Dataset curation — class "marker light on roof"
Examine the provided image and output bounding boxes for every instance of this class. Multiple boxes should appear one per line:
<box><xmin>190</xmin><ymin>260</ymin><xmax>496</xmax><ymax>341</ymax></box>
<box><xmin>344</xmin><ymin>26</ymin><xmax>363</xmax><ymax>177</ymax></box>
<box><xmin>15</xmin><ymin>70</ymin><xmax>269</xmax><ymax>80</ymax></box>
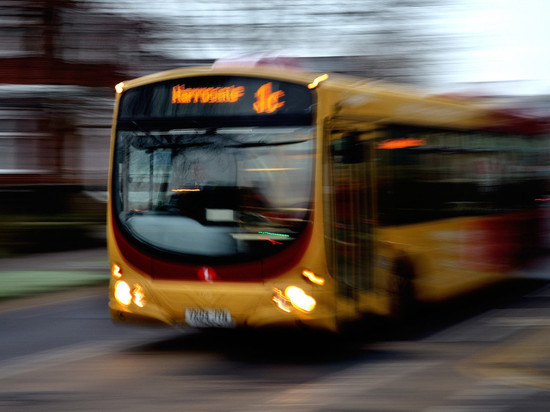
<box><xmin>308</xmin><ymin>74</ymin><xmax>329</xmax><ymax>89</ymax></box>
<box><xmin>115</xmin><ymin>82</ymin><xmax>125</xmax><ymax>94</ymax></box>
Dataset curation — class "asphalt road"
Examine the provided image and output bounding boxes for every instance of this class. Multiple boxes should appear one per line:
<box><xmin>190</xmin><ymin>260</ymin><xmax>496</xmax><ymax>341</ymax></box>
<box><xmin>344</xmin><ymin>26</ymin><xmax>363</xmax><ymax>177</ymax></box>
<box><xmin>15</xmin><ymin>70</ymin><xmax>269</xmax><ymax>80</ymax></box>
<box><xmin>2</xmin><ymin>277</ymin><xmax>550</xmax><ymax>411</ymax></box>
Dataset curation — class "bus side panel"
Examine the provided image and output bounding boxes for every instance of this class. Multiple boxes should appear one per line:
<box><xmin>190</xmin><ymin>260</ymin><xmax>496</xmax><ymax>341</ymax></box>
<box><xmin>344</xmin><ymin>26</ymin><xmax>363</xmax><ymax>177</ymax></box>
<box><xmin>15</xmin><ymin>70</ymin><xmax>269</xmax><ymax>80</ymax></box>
<box><xmin>377</xmin><ymin>210</ymin><xmax>542</xmax><ymax>302</ymax></box>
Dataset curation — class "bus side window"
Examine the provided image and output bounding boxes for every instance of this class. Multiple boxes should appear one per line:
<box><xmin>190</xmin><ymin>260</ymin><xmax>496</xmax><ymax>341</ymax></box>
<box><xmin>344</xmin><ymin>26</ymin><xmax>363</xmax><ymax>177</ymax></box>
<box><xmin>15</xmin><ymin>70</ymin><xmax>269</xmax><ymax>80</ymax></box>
<box><xmin>332</xmin><ymin>132</ymin><xmax>364</xmax><ymax>164</ymax></box>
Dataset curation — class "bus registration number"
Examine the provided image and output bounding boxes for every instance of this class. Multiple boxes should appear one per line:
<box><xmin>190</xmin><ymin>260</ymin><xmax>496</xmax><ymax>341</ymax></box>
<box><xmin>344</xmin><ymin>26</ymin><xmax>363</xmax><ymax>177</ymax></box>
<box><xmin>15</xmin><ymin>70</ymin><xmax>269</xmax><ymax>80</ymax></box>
<box><xmin>185</xmin><ymin>308</ymin><xmax>234</xmax><ymax>328</ymax></box>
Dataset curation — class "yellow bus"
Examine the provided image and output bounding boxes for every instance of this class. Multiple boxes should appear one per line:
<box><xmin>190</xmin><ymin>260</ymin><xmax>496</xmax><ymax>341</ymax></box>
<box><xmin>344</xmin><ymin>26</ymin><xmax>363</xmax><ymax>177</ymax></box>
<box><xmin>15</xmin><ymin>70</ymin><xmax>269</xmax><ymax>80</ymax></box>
<box><xmin>108</xmin><ymin>63</ymin><xmax>549</xmax><ymax>332</ymax></box>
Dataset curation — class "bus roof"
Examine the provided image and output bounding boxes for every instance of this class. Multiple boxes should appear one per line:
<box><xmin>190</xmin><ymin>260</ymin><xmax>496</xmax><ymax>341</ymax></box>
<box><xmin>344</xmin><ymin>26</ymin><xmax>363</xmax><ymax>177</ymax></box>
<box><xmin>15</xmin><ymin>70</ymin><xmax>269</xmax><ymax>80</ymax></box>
<box><xmin>115</xmin><ymin>65</ymin><xmax>548</xmax><ymax>134</ymax></box>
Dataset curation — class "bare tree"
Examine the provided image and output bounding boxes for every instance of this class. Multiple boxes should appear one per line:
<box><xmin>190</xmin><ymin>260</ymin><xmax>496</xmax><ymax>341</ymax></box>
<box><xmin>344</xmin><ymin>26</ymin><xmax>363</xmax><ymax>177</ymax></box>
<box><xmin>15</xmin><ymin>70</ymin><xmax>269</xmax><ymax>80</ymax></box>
<box><xmin>88</xmin><ymin>0</ymin><xmax>456</xmax><ymax>84</ymax></box>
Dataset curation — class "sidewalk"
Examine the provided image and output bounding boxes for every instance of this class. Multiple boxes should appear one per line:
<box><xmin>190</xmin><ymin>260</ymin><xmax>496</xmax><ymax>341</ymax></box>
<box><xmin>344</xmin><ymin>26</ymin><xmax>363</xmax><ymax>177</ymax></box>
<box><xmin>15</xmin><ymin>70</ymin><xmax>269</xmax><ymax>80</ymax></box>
<box><xmin>0</xmin><ymin>248</ymin><xmax>110</xmax><ymax>300</ymax></box>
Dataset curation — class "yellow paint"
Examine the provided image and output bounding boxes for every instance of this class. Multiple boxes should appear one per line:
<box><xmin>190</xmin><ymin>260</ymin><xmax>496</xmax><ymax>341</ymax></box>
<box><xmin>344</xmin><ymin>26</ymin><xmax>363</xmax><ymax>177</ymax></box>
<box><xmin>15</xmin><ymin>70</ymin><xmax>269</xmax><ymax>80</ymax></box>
<box><xmin>108</xmin><ymin>64</ymin><xmax>540</xmax><ymax>332</ymax></box>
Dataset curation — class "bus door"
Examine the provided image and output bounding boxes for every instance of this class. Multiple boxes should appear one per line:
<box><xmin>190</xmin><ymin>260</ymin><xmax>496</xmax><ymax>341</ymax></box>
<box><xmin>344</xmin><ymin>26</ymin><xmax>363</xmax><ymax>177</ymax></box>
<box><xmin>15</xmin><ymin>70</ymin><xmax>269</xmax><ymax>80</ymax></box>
<box><xmin>325</xmin><ymin>120</ymin><xmax>377</xmax><ymax>308</ymax></box>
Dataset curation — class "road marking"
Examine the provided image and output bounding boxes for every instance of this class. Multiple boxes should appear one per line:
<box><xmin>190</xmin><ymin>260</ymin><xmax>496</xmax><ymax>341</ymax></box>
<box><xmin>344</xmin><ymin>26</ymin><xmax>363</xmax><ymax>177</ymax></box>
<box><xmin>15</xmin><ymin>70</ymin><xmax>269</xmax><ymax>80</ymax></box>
<box><xmin>0</xmin><ymin>286</ymin><xmax>106</xmax><ymax>315</ymax></box>
<box><xmin>457</xmin><ymin>326</ymin><xmax>550</xmax><ymax>390</ymax></box>
<box><xmin>490</xmin><ymin>316</ymin><xmax>550</xmax><ymax>327</ymax></box>
<box><xmin>243</xmin><ymin>359</ymin><xmax>440</xmax><ymax>411</ymax></box>
<box><xmin>449</xmin><ymin>381</ymin><xmax>539</xmax><ymax>401</ymax></box>
<box><xmin>425</xmin><ymin>378</ymin><xmax>541</xmax><ymax>411</ymax></box>
<box><xmin>0</xmin><ymin>340</ymin><xmax>130</xmax><ymax>380</ymax></box>
<box><xmin>423</xmin><ymin>305</ymin><xmax>550</xmax><ymax>343</ymax></box>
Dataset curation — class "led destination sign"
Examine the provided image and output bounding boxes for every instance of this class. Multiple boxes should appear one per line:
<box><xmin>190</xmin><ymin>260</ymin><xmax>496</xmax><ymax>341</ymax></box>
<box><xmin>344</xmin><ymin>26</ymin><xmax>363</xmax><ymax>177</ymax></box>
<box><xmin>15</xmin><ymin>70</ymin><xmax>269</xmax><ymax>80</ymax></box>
<box><xmin>252</xmin><ymin>82</ymin><xmax>285</xmax><ymax>114</ymax></box>
<box><xmin>118</xmin><ymin>76</ymin><xmax>312</xmax><ymax>125</ymax></box>
<box><xmin>171</xmin><ymin>84</ymin><xmax>245</xmax><ymax>104</ymax></box>
<box><xmin>171</xmin><ymin>82</ymin><xmax>286</xmax><ymax>114</ymax></box>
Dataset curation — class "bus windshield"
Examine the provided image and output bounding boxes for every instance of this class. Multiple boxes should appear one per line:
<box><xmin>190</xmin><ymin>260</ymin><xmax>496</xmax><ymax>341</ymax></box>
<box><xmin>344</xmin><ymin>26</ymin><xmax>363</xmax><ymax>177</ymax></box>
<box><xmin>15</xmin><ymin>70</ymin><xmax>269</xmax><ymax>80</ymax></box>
<box><xmin>113</xmin><ymin>126</ymin><xmax>315</xmax><ymax>260</ymax></box>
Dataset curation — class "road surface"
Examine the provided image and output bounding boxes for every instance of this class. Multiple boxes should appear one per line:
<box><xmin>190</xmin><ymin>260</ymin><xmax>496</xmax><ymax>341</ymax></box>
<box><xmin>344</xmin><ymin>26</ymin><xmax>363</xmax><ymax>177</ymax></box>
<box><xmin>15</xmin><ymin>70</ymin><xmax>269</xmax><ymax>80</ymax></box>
<box><xmin>2</xmin><ymin>278</ymin><xmax>550</xmax><ymax>411</ymax></box>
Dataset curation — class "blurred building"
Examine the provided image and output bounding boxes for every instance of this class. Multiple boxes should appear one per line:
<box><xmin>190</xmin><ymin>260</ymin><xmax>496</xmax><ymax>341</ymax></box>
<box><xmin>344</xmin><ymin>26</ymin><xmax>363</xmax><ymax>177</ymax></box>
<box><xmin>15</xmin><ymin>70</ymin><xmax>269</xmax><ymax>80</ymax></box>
<box><xmin>440</xmin><ymin>81</ymin><xmax>550</xmax><ymax>117</ymax></box>
<box><xmin>1</xmin><ymin>1</ymin><xmax>548</xmax><ymax>254</ymax></box>
<box><xmin>0</xmin><ymin>0</ymin><xmax>152</xmax><ymax>187</ymax></box>
<box><xmin>0</xmin><ymin>1</ymin><xmax>158</xmax><ymax>254</ymax></box>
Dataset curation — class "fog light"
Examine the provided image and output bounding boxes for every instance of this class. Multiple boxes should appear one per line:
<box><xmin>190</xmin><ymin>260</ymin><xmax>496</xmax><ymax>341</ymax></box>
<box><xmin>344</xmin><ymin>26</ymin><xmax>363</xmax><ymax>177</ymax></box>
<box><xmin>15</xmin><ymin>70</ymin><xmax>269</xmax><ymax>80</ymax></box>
<box><xmin>285</xmin><ymin>286</ymin><xmax>316</xmax><ymax>313</ymax></box>
<box><xmin>114</xmin><ymin>280</ymin><xmax>132</xmax><ymax>306</ymax></box>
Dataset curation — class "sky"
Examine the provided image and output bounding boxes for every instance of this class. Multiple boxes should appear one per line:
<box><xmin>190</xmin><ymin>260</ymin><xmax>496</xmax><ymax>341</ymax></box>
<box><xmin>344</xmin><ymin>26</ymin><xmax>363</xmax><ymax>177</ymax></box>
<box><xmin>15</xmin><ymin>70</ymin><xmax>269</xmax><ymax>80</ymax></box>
<box><xmin>435</xmin><ymin>0</ymin><xmax>550</xmax><ymax>94</ymax></box>
<box><xmin>95</xmin><ymin>0</ymin><xmax>550</xmax><ymax>95</ymax></box>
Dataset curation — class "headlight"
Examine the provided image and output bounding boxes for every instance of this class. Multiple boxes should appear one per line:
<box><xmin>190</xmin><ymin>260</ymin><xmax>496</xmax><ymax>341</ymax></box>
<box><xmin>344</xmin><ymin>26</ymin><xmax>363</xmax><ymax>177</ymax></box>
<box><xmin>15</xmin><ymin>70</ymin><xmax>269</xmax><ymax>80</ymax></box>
<box><xmin>114</xmin><ymin>280</ymin><xmax>132</xmax><ymax>306</ymax></box>
<box><xmin>285</xmin><ymin>286</ymin><xmax>316</xmax><ymax>313</ymax></box>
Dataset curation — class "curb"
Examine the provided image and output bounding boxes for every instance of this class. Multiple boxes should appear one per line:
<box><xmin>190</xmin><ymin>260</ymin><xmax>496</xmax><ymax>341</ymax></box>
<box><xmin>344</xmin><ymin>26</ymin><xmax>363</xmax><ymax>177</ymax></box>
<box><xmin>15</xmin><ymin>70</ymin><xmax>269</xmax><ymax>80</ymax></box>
<box><xmin>0</xmin><ymin>270</ymin><xmax>109</xmax><ymax>301</ymax></box>
<box><xmin>0</xmin><ymin>248</ymin><xmax>110</xmax><ymax>301</ymax></box>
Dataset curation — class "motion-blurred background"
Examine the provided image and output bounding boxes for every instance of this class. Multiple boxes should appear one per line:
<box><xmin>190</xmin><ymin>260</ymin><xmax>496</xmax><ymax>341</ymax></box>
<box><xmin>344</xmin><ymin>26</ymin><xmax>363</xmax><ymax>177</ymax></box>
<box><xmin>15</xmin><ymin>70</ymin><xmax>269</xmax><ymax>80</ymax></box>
<box><xmin>1</xmin><ymin>0</ymin><xmax>549</xmax><ymax>256</ymax></box>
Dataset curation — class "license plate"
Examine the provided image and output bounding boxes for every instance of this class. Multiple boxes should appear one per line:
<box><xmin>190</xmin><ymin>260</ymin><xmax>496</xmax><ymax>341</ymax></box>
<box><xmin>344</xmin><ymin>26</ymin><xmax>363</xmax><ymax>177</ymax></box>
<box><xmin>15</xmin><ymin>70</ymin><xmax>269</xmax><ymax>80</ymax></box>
<box><xmin>185</xmin><ymin>308</ymin><xmax>234</xmax><ymax>328</ymax></box>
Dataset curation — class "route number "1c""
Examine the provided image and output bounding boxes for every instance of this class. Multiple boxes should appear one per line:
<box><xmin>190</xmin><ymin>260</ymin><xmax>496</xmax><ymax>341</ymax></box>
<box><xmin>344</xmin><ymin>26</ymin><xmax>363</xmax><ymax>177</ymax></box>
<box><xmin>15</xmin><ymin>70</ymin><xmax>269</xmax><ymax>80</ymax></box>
<box><xmin>253</xmin><ymin>82</ymin><xmax>285</xmax><ymax>114</ymax></box>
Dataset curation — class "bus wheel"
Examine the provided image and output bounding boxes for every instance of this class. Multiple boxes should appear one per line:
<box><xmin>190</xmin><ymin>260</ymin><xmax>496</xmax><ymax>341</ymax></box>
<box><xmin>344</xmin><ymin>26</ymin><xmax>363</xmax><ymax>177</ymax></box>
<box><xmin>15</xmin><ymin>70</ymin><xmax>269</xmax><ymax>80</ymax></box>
<box><xmin>389</xmin><ymin>256</ymin><xmax>415</xmax><ymax>321</ymax></box>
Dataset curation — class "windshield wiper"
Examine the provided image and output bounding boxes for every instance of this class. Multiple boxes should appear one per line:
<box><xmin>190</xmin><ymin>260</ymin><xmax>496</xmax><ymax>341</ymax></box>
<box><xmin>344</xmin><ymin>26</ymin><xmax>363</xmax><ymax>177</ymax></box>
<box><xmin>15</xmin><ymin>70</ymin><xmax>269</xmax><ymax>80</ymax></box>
<box><xmin>129</xmin><ymin>130</ymin><xmax>221</xmax><ymax>150</ymax></box>
<box><xmin>224</xmin><ymin>139</ymin><xmax>311</xmax><ymax>148</ymax></box>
